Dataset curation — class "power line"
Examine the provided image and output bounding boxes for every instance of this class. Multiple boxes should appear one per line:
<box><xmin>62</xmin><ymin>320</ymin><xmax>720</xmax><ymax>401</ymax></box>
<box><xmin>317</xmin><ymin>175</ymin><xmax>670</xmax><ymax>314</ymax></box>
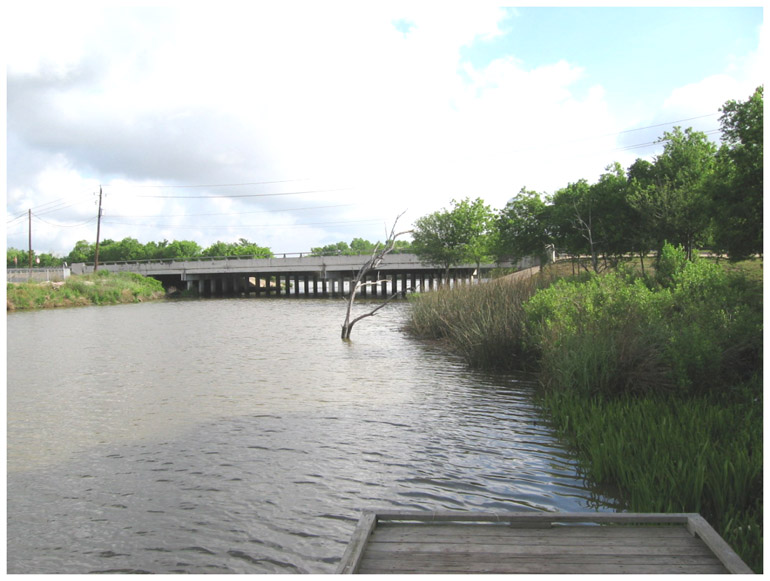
<box><xmin>102</xmin><ymin>177</ymin><xmax>313</xmax><ymax>190</ymax></box>
<box><xmin>129</xmin><ymin>186</ymin><xmax>353</xmax><ymax>200</ymax></box>
<box><xmin>106</xmin><ymin>203</ymin><xmax>355</xmax><ymax>219</ymax></box>
<box><xmin>31</xmin><ymin>213</ymin><xmax>97</xmax><ymax>228</ymax></box>
<box><xmin>102</xmin><ymin>218</ymin><xmax>383</xmax><ymax>230</ymax></box>
<box><xmin>612</xmin><ymin>113</ymin><xmax>718</xmax><ymax>136</ymax></box>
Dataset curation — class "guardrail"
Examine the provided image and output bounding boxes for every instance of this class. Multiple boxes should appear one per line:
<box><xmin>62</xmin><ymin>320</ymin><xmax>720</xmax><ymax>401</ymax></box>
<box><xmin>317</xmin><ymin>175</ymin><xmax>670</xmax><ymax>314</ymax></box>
<box><xmin>7</xmin><ymin>267</ymin><xmax>71</xmax><ymax>283</ymax></box>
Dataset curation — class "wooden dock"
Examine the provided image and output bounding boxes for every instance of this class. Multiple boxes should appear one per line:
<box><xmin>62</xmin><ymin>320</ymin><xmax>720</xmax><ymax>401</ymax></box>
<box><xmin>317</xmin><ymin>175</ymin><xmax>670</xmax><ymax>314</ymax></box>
<box><xmin>336</xmin><ymin>511</ymin><xmax>753</xmax><ymax>574</ymax></box>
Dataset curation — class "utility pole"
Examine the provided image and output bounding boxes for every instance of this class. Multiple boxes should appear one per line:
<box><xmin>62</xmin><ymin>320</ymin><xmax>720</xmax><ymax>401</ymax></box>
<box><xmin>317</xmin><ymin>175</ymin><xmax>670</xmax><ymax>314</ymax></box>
<box><xmin>28</xmin><ymin>209</ymin><xmax>33</xmax><ymax>269</ymax></box>
<box><xmin>94</xmin><ymin>186</ymin><xmax>103</xmax><ymax>272</ymax></box>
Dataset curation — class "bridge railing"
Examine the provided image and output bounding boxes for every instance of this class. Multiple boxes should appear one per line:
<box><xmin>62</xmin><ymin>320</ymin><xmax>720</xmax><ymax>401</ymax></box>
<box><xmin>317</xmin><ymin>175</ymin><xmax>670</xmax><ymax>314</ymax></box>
<box><xmin>7</xmin><ymin>267</ymin><xmax>71</xmax><ymax>283</ymax></box>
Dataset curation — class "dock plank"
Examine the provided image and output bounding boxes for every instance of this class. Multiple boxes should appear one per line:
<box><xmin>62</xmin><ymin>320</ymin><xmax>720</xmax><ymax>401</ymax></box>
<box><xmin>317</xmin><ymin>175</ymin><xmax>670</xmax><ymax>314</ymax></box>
<box><xmin>336</xmin><ymin>511</ymin><xmax>751</xmax><ymax>574</ymax></box>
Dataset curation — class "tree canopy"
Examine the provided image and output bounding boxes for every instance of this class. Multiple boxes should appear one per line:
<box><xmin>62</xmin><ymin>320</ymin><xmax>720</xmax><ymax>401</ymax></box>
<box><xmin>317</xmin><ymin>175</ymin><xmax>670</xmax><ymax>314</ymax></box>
<box><xmin>411</xmin><ymin>197</ymin><xmax>493</xmax><ymax>279</ymax></box>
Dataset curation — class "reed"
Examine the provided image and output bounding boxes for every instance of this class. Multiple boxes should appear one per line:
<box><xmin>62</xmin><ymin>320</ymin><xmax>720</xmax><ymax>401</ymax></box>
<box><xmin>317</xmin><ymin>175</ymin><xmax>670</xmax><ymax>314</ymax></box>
<box><xmin>406</xmin><ymin>274</ymin><xmax>544</xmax><ymax>368</ymax></box>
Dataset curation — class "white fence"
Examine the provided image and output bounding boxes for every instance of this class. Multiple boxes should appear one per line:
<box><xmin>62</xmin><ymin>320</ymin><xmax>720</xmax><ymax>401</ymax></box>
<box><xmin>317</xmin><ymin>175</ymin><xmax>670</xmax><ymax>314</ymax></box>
<box><xmin>6</xmin><ymin>267</ymin><xmax>71</xmax><ymax>283</ymax></box>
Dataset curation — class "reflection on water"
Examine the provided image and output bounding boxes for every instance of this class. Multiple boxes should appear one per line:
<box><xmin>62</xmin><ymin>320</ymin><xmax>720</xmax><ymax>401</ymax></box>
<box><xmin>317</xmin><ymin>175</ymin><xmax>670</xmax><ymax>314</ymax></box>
<box><xmin>7</xmin><ymin>299</ymin><xmax>619</xmax><ymax>573</ymax></box>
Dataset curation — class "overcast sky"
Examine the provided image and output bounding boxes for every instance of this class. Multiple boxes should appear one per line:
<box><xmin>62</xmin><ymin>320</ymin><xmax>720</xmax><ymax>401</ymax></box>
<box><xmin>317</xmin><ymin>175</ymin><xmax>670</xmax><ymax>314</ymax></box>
<box><xmin>4</xmin><ymin>2</ymin><xmax>765</xmax><ymax>257</ymax></box>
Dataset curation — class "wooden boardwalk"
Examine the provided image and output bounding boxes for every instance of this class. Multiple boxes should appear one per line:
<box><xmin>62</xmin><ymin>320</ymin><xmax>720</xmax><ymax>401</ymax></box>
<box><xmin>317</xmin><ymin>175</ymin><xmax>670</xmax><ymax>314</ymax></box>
<box><xmin>337</xmin><ymin>511</ymin><xmax>753</xmax><ymax>574</ymax></box>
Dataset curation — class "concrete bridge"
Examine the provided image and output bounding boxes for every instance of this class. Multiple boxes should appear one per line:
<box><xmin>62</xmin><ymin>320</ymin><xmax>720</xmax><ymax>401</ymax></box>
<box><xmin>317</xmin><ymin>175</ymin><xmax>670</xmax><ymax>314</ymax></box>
<box><xmin>71</xmin><ymin>253</ymin><xmax>537</xmax><ymax>298</ymax></box>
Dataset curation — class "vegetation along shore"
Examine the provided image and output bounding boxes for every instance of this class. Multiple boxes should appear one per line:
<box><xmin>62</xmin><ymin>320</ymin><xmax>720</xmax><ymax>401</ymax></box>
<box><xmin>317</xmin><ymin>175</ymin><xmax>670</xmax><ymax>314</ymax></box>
<box><xmin>407</xmin><ymin>249</ymin><xmax>762</xmax><ymax>572</ymax></box>
<box><xmin>6</xmin><ymin>270</ymin><xmax>166</xmax><ymax>311</ymax></box>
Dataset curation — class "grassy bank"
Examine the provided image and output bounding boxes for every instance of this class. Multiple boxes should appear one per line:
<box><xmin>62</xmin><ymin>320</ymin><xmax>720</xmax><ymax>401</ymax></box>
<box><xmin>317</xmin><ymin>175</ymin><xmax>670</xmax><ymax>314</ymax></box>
<box><xmin>7</xmin><ymin>270</ymin><xmax>166</xmax><ymax>311</ymax></box>
<box><xmin>406</xmin><ymin>248</ymin><xmax>763</xmax><ymax>572</ymax></box>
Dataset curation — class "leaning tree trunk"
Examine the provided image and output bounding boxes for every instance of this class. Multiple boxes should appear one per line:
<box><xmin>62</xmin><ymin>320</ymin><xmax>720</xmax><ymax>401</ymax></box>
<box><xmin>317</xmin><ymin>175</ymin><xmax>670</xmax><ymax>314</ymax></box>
<box><xmin>341</xmin><ymin>213</ymin><xmax>411</xmax><ymax>340</ymax></box>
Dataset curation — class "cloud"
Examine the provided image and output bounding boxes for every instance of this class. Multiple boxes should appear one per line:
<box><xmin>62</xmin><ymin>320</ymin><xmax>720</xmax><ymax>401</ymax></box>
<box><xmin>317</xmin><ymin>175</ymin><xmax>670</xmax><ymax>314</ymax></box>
<box><xmin>5</xmin><ymin>5</ymin><xmax>763</xmax><ymax>257</ymax></box>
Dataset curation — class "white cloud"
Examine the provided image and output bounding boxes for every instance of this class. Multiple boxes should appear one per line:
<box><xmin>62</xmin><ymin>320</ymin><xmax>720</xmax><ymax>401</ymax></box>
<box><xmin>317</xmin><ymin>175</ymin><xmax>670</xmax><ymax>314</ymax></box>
<box><xmin>5</xmin><ymin>4</ymin><xmax>764</xmax><ymax>256</ymax></box>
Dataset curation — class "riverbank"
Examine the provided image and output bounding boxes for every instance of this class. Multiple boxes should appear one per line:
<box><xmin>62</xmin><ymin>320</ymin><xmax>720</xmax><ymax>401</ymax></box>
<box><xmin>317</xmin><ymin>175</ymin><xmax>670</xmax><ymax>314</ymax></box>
<box><xmin>6</xmin><ymin>270</ymin><xmax>166</xmax><ymax>311</ymax></box>
<box><xmin>406</xmin><ymin>248</ymin><xmax>763</xmax><ymax>572</ymax></box>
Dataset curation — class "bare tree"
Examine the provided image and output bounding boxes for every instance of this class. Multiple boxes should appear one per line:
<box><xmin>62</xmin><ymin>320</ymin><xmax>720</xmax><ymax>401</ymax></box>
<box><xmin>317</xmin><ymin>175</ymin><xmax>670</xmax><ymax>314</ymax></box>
<box><xmin>341</xmin><ymin>213</ymin><xmax>412</xmax><ymax>340</ymax></box>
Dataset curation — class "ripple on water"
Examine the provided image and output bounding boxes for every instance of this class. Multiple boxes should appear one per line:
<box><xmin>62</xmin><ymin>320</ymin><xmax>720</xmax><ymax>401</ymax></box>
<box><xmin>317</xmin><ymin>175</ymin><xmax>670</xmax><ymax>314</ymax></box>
<box><xmin>7</xmin><ymin>300</ymin><xmax>620</xmax><ymax>573</ymax></box>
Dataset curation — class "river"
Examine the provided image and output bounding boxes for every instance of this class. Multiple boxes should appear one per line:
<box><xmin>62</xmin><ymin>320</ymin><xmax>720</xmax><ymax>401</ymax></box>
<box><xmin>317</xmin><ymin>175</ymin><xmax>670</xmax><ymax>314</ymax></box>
<box><xmin>7</xmin><ymin>298</ymin><xmax>620</xmax><ymax>573</ymax></box>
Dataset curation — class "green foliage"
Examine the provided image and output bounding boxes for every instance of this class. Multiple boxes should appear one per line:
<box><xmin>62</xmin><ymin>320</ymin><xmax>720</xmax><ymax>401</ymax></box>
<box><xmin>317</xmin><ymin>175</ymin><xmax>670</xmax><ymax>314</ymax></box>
<box><xmin>310</xmin><ymin>238</ymin><xmax>411</xmax><ymax>256</ymax></box>
<box><xmin>654</xmin><ymin>242</ymin><xmax>690</xmax><ymax>288</ymax></box>
<box><xmin>627</xmin><ymin>127</ymin><xmax>717</xmax><ymax>259</ymax></box>
<box><xmin>524</xmin><ymin>248</ymin><xmax>762</xmax><ymax>398</ymax></box>
<box><xmin>407</xmin><ymin>274</ymin><xmax>549</xmax><ymax>368</ymax></box>
<box><xmin>542</xmin><ymin>382</ymin><xmax>762</xmax><ymax>572</ymax></box>
<box><xmin>412</xmin><ymin>197</ymin><xmax>493</xmax><ymax>275</ymax></box>
<box><xmin>201</xmin><ymin>238</ymin><xmax>273</xmax><ymax>258</ymax></box>
<box><xmin>494</xmin><ymin>188</ymin><xmax>551</xmax><ymax>265</ymax></box>
<box><xmin>7</xmin><ymin>271</ymin><xmax>165</xmax><ymax>311</ymax></box>
<box><xmin>310</xmin><ymin>241</ymin><xmax>352</xmax><ymax>256</ymax></box>
<box><xmin>708</xmin><ymin>86</ymin><xmax>763</xmax><ymax>260</ymax></box>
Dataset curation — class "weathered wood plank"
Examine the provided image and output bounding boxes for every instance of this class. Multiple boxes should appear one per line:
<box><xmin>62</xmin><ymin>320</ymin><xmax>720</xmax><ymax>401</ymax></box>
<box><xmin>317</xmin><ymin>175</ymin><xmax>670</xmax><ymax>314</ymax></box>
<box><xmin>373</xmin><ymin>510</ymin><xmax>693</xmax><ymax>525</ymax></box>
<box><xmin>362</xmin><ymin>553</ymin><xmax>724</xmax><ymax>566</ymax></box>
<box><xmin>358</xmin><ymin>558</ymin><xmax>728</xmax><ymax>575</ymax></box>
<box><xmin>339</xmin><ymin>511</ymin><xmax>751</xmax><ymax>574</ymax></box>
<box><xmin>362</xmin><ymin>542</ymin><xmax>714</xmax><ymax>557</ymax></box>
<box><xmin>686</xmin><ymin>514</ymin><xmax>754</xmax><ymax>574</ymax></box>
<box><xmin>335</xmin><ymin>511</ymin><xmax>377</xmax><ymax>574</ymax></box>
<box><xmin>370</xmin><ymin>525</ymin><xmax>696</xmax><ymax>544</ymax></box>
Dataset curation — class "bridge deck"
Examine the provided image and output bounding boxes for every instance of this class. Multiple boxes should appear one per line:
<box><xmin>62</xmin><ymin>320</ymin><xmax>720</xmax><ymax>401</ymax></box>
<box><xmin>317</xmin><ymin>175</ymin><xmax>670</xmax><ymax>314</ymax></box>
<box><xmin>336</xmin><ymin>511</ymin><xmax>752</xmax><ymax>574</ymax></box>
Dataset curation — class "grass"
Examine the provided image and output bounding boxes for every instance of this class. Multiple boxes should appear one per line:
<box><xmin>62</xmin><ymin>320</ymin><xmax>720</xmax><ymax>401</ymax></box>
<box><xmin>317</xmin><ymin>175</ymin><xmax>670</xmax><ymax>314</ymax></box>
<box><xmin>541</xmin><ymin>380</ymin><xmax>762</xmax><ymax>571</ymax></box>
<box><xmin>7</xmin><ymin>270</ymin><xmax>166</xmax><ymax>311</ymax></box>
<box><xmin>405</xmin><ymin>254</ymin><xmax>763</xmax><ymax>572</ymax></box>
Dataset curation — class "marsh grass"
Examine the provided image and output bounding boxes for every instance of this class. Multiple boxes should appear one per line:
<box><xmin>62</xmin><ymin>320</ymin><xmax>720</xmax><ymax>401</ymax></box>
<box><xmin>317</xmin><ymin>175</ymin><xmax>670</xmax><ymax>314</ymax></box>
<box><xmin>541</xmin><ymin>380</ymin><xmax>762</xmax><ymax>571</ymax></box>
<box><xmin>407</xmin><ymin>274</ymin><xmax>547</xmax><ymax>368</ymax></box>
<box><xmin>7</xmin><ymin>270</ymin><xmax>165</xmax><ymax>311</ymax></box>
<box><xmin>405</xmin><ymin>253</ymin><xmax>763</xmax><ymax>571</ymax></box>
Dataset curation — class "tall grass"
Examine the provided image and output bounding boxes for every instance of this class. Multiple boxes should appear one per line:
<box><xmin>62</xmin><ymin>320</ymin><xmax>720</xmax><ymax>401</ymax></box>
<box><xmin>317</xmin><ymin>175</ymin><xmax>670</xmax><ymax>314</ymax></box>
<box><xmin>407</xmin><ymin>275</ymin><xmax>544</xmax><ymax>368</ymax></box>
<box><xmin>542</xmin><ymin>380</ymin><xmax>762</xmax><ymax>571</ymax></box>
<box><xmin>405</xmin><ymin>250</ymin><xmax>763</xmax><ymax>572</ymax></box>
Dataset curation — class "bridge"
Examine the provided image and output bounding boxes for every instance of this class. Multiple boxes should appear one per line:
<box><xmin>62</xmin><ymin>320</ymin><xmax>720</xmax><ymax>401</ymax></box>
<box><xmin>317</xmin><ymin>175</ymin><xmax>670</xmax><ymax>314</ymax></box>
<box><xmin>71</xmin><ymin>253</ymin><xmax>537</xmax><ymax>298</ymax></box>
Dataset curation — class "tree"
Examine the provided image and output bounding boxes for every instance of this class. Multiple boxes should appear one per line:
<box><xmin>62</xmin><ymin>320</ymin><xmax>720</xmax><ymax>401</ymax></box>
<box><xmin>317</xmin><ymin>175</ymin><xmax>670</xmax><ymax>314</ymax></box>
<box><xmin>7</xmin><ymin>248</ymin><xmax>27</xmax><ymax>268</ymax></box>
<box><xmin>66</xmin><ymin>240</ymin><xmax>96</xmax><ymax>264</ymax></box>
<box><xmin>412</xmin><ymin>197</ymin><xmax>492</xmax><ymax>282</ymax></box>
<box><xmin>626</xmin><ymin>159</ymin><xmax>658</xmax><ymax>273</ymax></box>
<box><xmin>341</xmin><ymin>213</ymin><xmax>411</xmax><ymax>339</ymax></box>
<box><xmin>551</xmin><ymin>179</ymin><xmax>601</xmax><ymax>272</ymax></box>
<box><xmin>160</xmin><ymin>240</ymin><xmax>203</xmax><ymax>259</ymax></box>
<box><xmin>627</xmin><ymin>127</ymin><xmax>716</xmax><ymax>260</ymax></box>
<box><xmin>310</xmin><ymin>241</ymin><xmax>351</xmax><ymax>256</ymax></box>
<box><xmin>201</xmin><ymin>239</ymin><xmax>272</xmax><ymax>258</ymax></box>
<box><xmin>708</xmin><ymin>86</ymin><xmax>763</xmax><ymax>260</ymax></box>
<box><xmin>451</xmin><ymin>197</ymin><xmax>494</xmax><ymax>280</ymax></box>
<box><xmin>494</xmin><ymin>188</ymin><xmax>552</xmax><ymax>270</ymax></box>
<box><xmin>349</xmin><ymin>238</ymin><xmax>377</xmax><ymax>255</ymax></box>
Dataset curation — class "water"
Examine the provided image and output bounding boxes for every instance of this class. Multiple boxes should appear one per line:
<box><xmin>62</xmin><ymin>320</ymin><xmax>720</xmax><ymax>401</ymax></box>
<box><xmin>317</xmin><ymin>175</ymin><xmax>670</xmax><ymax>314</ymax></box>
<box><xmin>7</xmin><ymin>298</ymin><xmax>619</xmax><ymax>573</ymax></box>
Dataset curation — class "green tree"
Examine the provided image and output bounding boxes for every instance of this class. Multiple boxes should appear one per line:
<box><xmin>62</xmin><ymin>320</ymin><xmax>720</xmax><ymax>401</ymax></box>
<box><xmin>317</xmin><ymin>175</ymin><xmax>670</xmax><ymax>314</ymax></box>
<box><xmin>494</xmin><ymin>188</ymin><xmax>552</xmax><ymax>270</ymax></box>
<box><xmin>708</xmin><ymin>86</ymin><xmax>763</xmax><ymax>260</ymax></box>
<box><xmin>452</xmin><ymin>197</ymin><xmax>494</xmax><ymax>277</ymax></box>
<box><xmin>202</xmin><ymin>239</ymin><xmax>272</xmax><ymax>258</ymax></box>
<box><xmin>310</xmin><ymin>241</ymin><xmax>351</xmax><ymax>256</ymax></box>
<box><xmin>626</xmin><ymin>159</ymin><xmax>658</xmax><ymax>273</ymax></box>
<box><xmin>349</xmin><ymin>237</ymin><xmax>377</xmax><ymax>255</ymax></box>
<box><xmin>412</xmin><ymin>197</ymin><xmax>492</xmax><ymax>281</ymax></box>
<box><xmin>66</xmin><ymin>240</ymin><xmax>96</xmax><ymax>263</ymax></box>
<box><xmin>390</xmin><ymin>240</ymin><xmax>413</xmax><ymax>254</ymax></box>
<box><xmin>628</xmin><ymin>126</ymin><xmax>717</xmax><ymax>260</ymax></box>
<box><xmin>7</xmin><ymin>247</ymin><xmax>28</xmax><ymax>268</ymax></box>
<box><xmin>98</xmin><ymin>237</ymin><xmax>147</xmax><ymax>262</ymax></box>
<box><xmin>163</xmin><ymin>239</ymin><xmax>203</xmax><ymax>259</ymax></box>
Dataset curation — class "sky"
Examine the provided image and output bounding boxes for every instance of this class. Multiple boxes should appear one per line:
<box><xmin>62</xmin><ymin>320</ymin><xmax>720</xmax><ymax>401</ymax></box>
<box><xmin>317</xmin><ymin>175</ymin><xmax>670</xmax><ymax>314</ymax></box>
<box><xmin>4</xmin><ymin>2</ymin><xmax>766</xmax><ymax>258</ymax></box>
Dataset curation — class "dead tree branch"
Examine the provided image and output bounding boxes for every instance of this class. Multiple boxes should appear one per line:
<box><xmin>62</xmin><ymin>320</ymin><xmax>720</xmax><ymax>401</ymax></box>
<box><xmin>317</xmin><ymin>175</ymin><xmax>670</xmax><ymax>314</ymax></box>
<box><xmin>341</xmin><ymin>212</ymin><xmax>412</xmax><ymax>339</ymax></box>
